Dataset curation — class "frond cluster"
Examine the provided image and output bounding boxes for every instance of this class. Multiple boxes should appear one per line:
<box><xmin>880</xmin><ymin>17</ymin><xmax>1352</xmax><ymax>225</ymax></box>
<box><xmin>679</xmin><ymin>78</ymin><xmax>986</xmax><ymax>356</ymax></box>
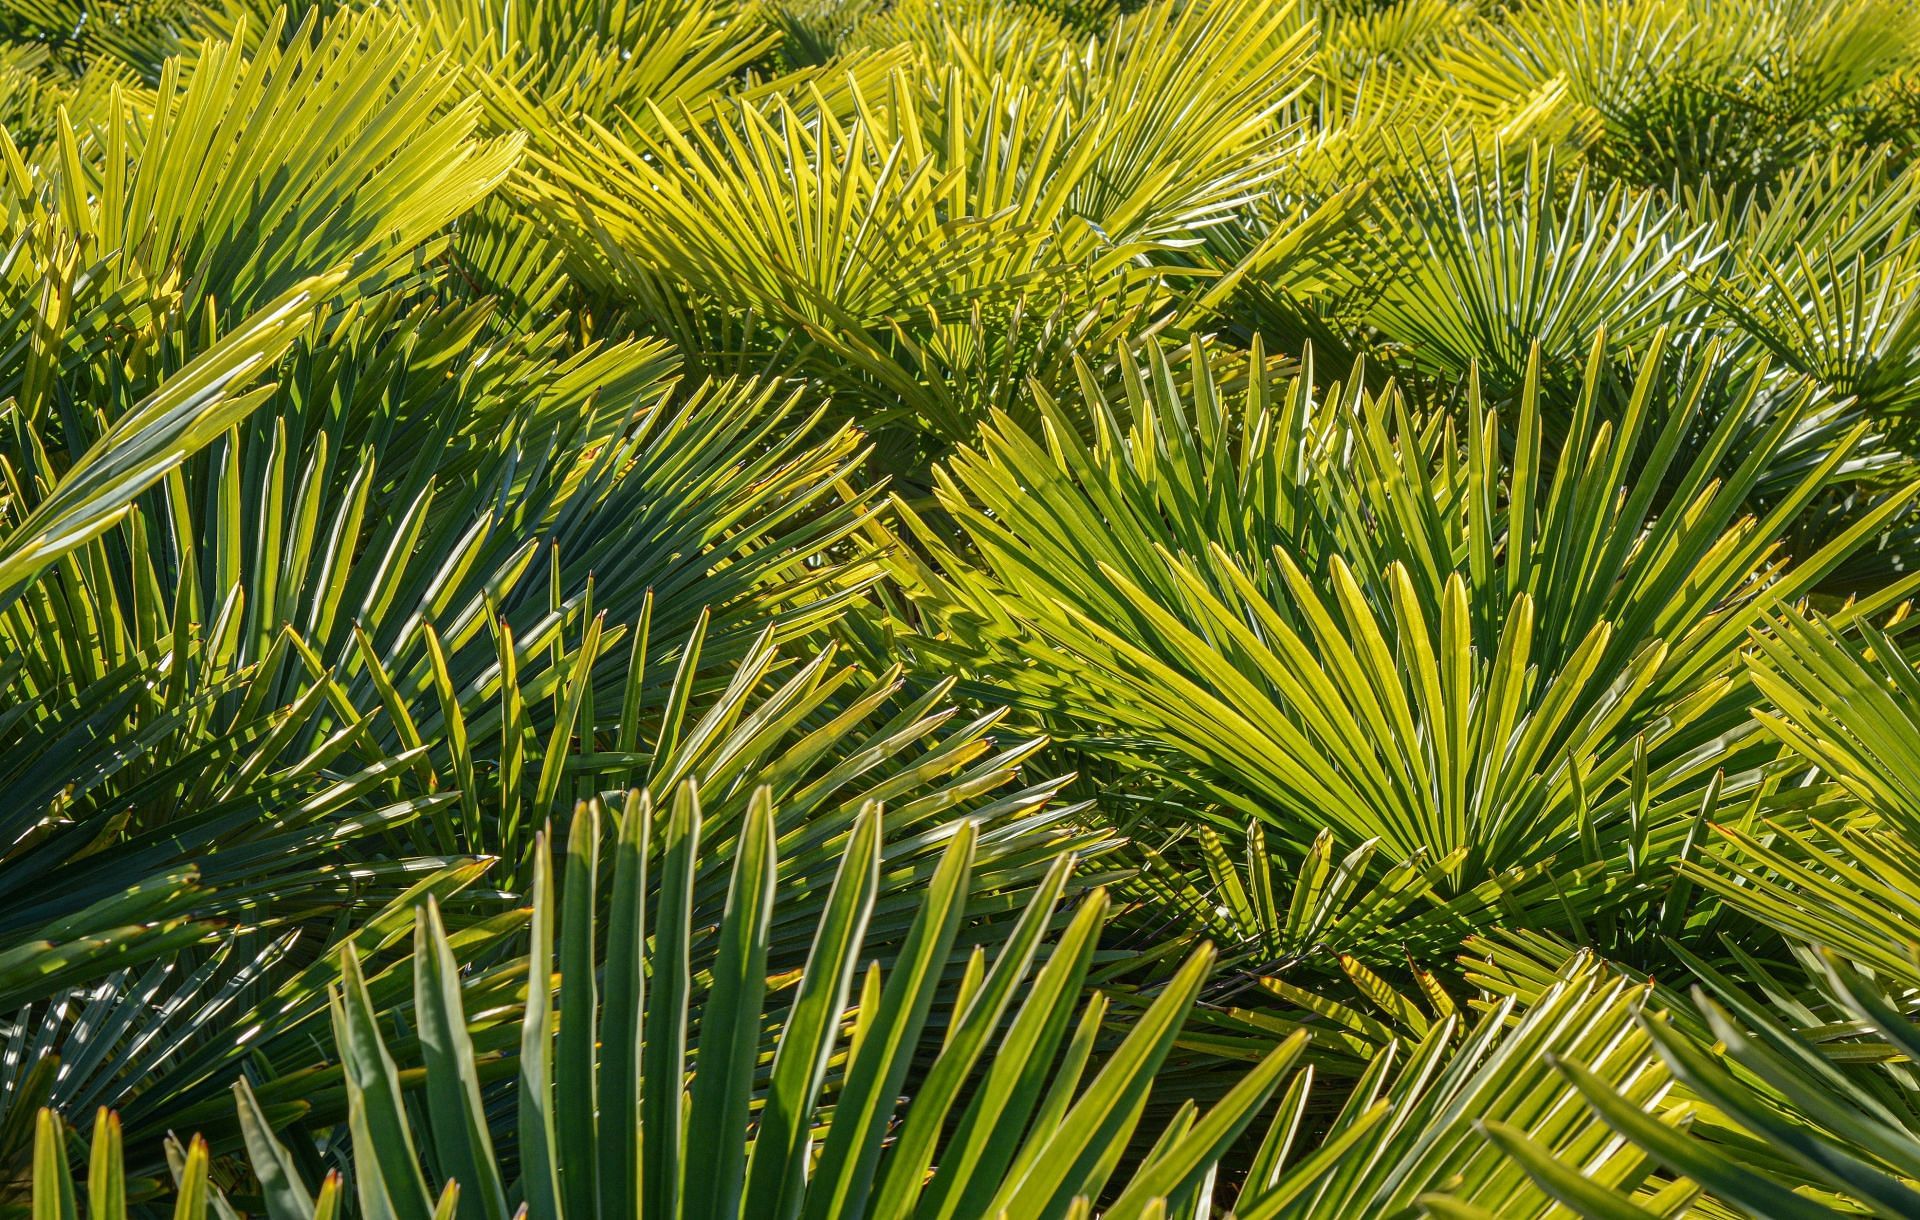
<box><xmin>5</xmin><ymin>0</ymin><xmax>1920</xmax><ymax>1215</ymax></box>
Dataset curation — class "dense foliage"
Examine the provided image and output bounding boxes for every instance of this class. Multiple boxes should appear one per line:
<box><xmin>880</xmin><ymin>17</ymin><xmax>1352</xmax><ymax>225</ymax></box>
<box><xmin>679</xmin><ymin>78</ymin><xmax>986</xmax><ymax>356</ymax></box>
<box><xmin>5</xmin><ymin>0</ymin><xmax>1920</xmax><ymax>1214</ymax></box>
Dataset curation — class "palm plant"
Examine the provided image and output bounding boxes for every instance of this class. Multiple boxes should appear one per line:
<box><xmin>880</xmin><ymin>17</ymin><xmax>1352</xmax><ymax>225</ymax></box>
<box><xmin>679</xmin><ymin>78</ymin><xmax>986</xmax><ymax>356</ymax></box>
<box><xmin>1350</xmin><ymin>147</ymin><xmax>1716</xmax><ymax>397</ymax></box>
<box><xmin>10</xmin><ymin>0</ymin><xmax>1920</xmax><ymax>1214</ymax></box>
<box><xmin>895</xmin><ymin>332</ymin><xmax>1908</xmax><ymax>914</ymax></box>
<box><xmin>0</xmin><ymin>8</ymin><xmax>533</xmax><ymax>1176</ymax></box>
<box><xmin>529</xmin><ymin>0</ymin><xmax>1322</xmax><ymax>461</ymax></box>
<box><xmin>1463</xmin><ymin>608</ymin><xmax>1920</xmax><ymax>1217</ymax></box>
<box><xmin>29</xmin><ymin>789</ymin><xmax>1309</xmax><ymax>1219</ymax></box>
<box><xmin>0</xmin><ymin>2</ymin><xmax>1067</xmax><ymax>1196</ymax></box>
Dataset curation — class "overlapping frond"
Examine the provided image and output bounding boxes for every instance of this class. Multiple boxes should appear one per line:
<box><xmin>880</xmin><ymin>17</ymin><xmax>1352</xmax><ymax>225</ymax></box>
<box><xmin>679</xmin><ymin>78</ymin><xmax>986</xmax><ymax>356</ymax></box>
<box><xmin>9</xmin><ymin>0</ymin><xmax>1920</xmax><ymax>1214</ymax></box>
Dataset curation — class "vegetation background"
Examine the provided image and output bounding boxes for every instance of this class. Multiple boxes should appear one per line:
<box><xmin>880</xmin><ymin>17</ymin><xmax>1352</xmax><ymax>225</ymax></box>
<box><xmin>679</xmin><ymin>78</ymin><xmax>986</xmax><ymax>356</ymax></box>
<box><xmin>5</xmin><ymin>0</ymin><xmax>1920</xmax><ymax>1214</ymax></box>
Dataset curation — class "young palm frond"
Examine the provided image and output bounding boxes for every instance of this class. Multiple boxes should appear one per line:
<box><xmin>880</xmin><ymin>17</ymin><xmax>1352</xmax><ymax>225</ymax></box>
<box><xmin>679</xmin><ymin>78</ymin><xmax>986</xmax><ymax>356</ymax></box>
<box><xmin>531</xmin><ymin>0</ymin><xmax>1319</xmax><ymax>455</ymax></box>
<box><xmin>897</xmin><ymin>332</ymin><xmax>1911</xmax><ymax>925</ymax></box>
<box><xmin>1353</xmin><ymin>147</ymin><xmax>1715</xmax><ymax>395</ymax></box>
<box><xmin>28</xmin><ymin>788</ymin><xmax>1304</xmax><ymax>1219</ymax></box>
